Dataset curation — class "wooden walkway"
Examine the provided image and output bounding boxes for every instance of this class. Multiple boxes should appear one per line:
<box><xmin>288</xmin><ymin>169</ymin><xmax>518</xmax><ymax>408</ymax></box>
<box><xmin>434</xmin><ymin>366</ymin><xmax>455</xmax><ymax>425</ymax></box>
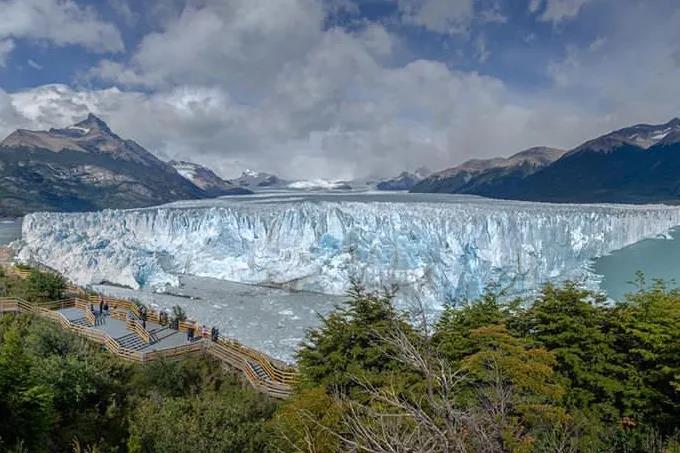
<box><xmin>0</xmin><ymin>266</ymin><xmax>298</xmax><ymax>399</ymax></box>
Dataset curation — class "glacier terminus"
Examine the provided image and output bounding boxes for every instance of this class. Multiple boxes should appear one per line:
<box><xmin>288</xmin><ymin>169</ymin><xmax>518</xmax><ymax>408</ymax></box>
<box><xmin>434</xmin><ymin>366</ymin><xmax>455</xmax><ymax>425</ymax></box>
<box><xmin>16</xmin><ymin>192</ymin><xmax>680</xmax><ymax>310</ymax></box>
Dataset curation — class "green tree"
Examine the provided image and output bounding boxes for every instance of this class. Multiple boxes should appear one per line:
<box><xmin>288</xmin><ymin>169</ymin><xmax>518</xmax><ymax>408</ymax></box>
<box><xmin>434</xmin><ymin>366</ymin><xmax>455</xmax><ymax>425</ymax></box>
<box><xmin>433</xmin><ymin>288</ymin><xmax>516</xmax><ymax>361</ymax></box>
<box><xmin>127</xmin><ymin>387</ymin><xmax>275</xmax><ymax>453</ymax></box>
<box><xmin>296</xmin><ymin>283</ymin><xmax>417</xmax><ymax>397</ymax></box>
<box><xmin>510</xmin><ymin>283</ymin><xmax>627</xmax><ymax>424</ymax></box>
<box><xmin>0</xmin><ymin>320</ymin><xmax>55</xmax><ymax>451</ymax></box>
<box><xmin>24</xmin><ymin>269</ymin><xmax>66</xmax><ymax>302</ymax></box>
<box><xmin>610</xmin><ymin>278</ymin><xmax>680</xmax><ymax>430</ymax></box>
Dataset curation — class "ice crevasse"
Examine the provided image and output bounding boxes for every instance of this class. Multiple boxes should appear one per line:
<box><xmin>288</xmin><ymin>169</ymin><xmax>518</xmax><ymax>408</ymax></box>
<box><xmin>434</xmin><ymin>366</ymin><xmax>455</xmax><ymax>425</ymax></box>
<box><xmin>16</xmin><ymin>197</ymin><xmax>680</xmax><ymax>309</ymax></box>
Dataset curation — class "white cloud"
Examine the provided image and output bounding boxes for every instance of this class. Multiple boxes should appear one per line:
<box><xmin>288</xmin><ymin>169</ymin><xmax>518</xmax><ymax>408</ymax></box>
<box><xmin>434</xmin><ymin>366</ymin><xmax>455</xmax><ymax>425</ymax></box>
<box><xmin>528</xmin><ymin>0</ymin><xmax>542</xmax><ymax>13</ymax></box>
<box><xmin>397</xmin><ymin>0</ymin><xmax>475</xmax><ymax>35</ymax></box>
<box><xmin>474</xmin><ymin>34</ymin><xmax>490</xmax><ymax>63</ymax></box>
<box><xmin>92</xmin><ymin>0</ymin><xmax>323</xmax><ymax>90</ymax></box>
<box><xmin>0</xmin><ymin>39</ymin><xmax>15</xmax><ymax>67</ymax></box>
<box><xmin>0</xmin><ymin>0</ymin><xmax>124</xmax><ymax>56</ymax></box>
<box><xmin>545</xmin><ymin>1</ymin><xmax>680</xmax><ymax>125</ymax></box>
<box><xmin>27</xmin><ymin>58</ymin><xmax>42</xmax><ymax>70</ymax></box>
<box><xmin>1</xmin><ymin>0</ymin><xmax>679</xmax><ymax>182</ymax></box>
<box><xmin>530</xmin><ymin>0</ymin><xmax>590</xmax><ymax>23</ymax></box>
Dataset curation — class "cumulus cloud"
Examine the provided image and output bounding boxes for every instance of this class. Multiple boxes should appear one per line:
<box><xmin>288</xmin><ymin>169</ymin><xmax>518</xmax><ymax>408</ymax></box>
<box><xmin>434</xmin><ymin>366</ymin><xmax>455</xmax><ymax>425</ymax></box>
<box><xmin>0</xmin><ymin>0</ymin><xmax>124</xmax><ymax>59</ymax></box>
<box><xmin>1</xmin><ymin>0</ymin><xmax>678</xmax><ymax>182</ymax></box>
<box><xmin>92</xmin><ymin>0</ymin><xmax>323</xmax><ymax>90</ymax></box>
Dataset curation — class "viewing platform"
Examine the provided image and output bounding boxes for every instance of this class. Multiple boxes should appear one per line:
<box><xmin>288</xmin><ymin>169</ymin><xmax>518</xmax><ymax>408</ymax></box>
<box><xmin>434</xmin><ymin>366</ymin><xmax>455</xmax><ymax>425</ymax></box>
<box><xmin>0</xmin><ymin>262</ymin><xmax>298</xmax><ymax>399</ymax></box>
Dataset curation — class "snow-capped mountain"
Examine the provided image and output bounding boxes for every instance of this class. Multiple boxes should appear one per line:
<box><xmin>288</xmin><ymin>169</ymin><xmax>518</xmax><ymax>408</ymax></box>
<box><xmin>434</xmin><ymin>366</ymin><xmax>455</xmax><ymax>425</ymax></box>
<box><xmin>0</xmin><ymin>114</ymin><xmax>205</xmax><ymax>216</ymax></box>
<box><xmin>2</xmin><ymin>114</ymin><xmax>164</xmax><ymax>167</ymax></box>
<box><xmin>568</xmin><ymin>118</ymin><xmax>680</xmax><ymax>154</ymax></box>
<box><xmin>413</xmin><ymin>118</ymin><xmax>680</xmax><ymax>203</ymax></box>
<box><xmin>169</xmin><ymin>160</ymin><xmax>252</xmax><ymax>196</ymax></box>
<box><xmin>229</xmin><ymin>169</ymin><xmax>290</xmax><ymax>188</ymax></box>
<box><xmin>506</xmin><ymin>118</ymin><xmax>680</xmax><ymax>203</ymax></box>
<box><xmin>376</xmin><ymin>167</ymin><xmax>433</xmax><ymax>191</ymax></box>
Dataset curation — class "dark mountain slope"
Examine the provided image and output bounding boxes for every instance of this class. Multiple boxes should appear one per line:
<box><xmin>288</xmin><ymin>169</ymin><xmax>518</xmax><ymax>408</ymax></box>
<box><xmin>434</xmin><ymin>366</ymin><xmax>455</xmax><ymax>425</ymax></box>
<box><xmin>411</xmin><ymin>147</ymin><xmax>566</xmax><ymax>195</ymax></box>
<box><xmin>508</xmin><ymin>118</ymin><xmax>680</xmax><ymax>203</ymax></box>
<box><xmin>0</xmin><ymin>114</ymin><xmax>206</xmax><ymax>216</ymax></box>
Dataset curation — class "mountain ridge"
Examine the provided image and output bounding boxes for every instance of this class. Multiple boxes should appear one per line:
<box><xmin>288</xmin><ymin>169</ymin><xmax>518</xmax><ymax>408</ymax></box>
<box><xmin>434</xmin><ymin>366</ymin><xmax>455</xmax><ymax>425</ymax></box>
<box><xmin>169</xmin><ymin>160</ymin><xmax>253</xmax><ymax>196</ymax></box>
<box><xmin>0</xmin><ymin>114</ymin><xmax>207</xmax><ymax>216</ymax></box>
<box><xmin>411</xmin><ymin>118</ymin><xmax>680</xmax><ymax>204</ymax></box>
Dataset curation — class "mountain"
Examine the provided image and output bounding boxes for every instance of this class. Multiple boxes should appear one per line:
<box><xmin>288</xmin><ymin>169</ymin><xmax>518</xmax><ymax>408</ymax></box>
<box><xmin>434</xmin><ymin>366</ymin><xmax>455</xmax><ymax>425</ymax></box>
<box><xmin>0</xmin><ymin>114</ymin><xmax>205</xmax><ymax>216</ymax></box>
<box><xmin>505</xmin><ymin>118</ymin><xmax>680</xmax><ymax>203</ymax></box>
<box><xmin>169</xmin><ymin>160</ymin><xmax>252</xmax><ymax>196</ymax></box>
<box><xmin>229</xmin><ymin>169</ymin><xmax>290</xmax><ymax>188</ymax></box>
<box><xmin>376</xmin><ymin>167</ymin><xmax>432</xmax><ymax>191</ymax></box>
<box><xmin>411</xmin><ymin>147</ymin><xmax>566</xmax><ymax>196</ymax></box>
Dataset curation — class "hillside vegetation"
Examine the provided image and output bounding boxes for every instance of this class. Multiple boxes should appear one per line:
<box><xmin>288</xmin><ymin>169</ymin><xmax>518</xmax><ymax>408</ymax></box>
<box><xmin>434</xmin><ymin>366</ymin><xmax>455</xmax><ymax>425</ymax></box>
<box><xmin>0</xmin><ymin>267</ymin><xmax>679</xmax><ymax>452</ymax></box>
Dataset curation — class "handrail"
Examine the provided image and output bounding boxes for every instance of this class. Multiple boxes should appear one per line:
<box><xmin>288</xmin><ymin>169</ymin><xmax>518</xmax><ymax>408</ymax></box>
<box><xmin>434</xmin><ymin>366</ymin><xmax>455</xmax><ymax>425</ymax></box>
<box><xmin>1</xmin><ymin>264</ymin><xmax>297</xmax><ymax>398</ymax></box>
<box><xmin>126</xmin><ymin>317</ymin><xmax>152</xmax><ymax>344</ymax></box>
<box><xmin>84</xmin><ymin>308</ymin><xmax>96</xmax><ymax>326</ymax></box>
<box><xmin>207</xmin><ymin>340</ymin><xmax>294</xmax><ymax>398</ymax></box>
<box><xmin>217</xmin><ymin>338</ymin><xmax>298</xmax><ymax>384</ymax></box>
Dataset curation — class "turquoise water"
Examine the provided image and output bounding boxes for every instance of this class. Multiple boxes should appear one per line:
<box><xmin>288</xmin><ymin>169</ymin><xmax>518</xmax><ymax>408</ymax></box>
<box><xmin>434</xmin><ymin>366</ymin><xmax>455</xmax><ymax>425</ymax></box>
<box><xmin>0</xmin><ymin>219</ymin><xmax>21</xmax><ymax>245</ymax></box>
<box><xmin>593</xmin><ymin>227</ymin><xmax>680</xmax><ymax>300</ymax></box>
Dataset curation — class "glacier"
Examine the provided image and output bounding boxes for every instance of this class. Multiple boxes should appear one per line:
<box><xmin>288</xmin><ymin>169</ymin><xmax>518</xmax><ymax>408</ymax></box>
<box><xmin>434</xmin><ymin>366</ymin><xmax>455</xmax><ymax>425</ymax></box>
<box><xmin>16</xmin><ymin>193</ymin><xmax>680</xmax><ymax>311</ymax></box>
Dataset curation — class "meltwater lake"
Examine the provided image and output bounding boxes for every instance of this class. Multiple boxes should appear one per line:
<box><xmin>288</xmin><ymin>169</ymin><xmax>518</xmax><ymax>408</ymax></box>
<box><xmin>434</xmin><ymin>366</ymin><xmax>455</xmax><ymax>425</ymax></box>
<box><xmin>592</xmin><ymin>227</ymin><xmax>680</xmax><ymax>300</ymax></box>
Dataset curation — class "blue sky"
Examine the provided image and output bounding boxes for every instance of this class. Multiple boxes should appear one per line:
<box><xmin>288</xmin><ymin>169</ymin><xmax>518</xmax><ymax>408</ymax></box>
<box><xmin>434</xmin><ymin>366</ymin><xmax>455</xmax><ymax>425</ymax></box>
<box><xmin>0</xmin><ymin>0</ymin><xmax>678</xmax><ymax>179</ymax></box>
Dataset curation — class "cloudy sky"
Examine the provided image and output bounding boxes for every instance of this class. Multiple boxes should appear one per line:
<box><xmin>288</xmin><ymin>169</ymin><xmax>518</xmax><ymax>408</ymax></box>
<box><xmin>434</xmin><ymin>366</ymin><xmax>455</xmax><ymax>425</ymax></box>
<box><xmin>0</xmin><ymin>0</ymin><xmax>678</xmax><ymax>179</ymax></box>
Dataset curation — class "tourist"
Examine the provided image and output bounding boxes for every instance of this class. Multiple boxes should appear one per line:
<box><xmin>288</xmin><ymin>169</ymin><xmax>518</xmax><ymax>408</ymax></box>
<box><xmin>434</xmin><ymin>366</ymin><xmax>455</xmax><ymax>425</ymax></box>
<box><xmin>201</xmin><ymin>325</ymin><xmax>208</xmax><ymax>339</ymax></box>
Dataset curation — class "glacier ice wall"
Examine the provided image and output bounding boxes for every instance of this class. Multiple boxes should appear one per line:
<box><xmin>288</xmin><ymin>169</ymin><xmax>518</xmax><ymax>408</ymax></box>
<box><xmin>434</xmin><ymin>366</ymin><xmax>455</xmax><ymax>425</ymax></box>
<box><xmin>17</xmin><ymin>197</ymin><xmax>680</xmax><ymax>309</ymax></box>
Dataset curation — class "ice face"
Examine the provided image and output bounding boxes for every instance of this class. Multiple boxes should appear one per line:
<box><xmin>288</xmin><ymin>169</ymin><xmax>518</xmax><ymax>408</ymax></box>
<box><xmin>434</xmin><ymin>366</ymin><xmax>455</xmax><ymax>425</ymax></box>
<box><xmin>17</xmin><ymin>194</ymin><xmax>680</xmax><ymax>310</ymax></box>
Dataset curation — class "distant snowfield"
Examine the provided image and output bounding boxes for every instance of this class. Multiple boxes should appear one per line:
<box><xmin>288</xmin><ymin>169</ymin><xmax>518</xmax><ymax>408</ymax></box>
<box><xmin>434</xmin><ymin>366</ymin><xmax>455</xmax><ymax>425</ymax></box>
<box><xmin>287</xmin><ymin>179</ymin><xmax>349</xmax><ymax>190</ymax></box>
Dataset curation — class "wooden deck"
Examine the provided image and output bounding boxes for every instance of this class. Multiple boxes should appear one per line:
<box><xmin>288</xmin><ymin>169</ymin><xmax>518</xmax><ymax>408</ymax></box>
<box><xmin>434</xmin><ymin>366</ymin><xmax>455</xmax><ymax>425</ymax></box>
<box><xmin>0</xmin><ymin>264</ymin><xmax>298</xmax><ymax>399</ymax></box>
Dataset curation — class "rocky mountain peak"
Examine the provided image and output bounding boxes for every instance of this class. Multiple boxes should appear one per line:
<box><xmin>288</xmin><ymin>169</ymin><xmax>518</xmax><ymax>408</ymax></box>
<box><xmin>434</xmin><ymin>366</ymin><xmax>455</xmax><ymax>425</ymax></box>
<box><xmin>571</xmin><ymin>117</ymin><xmax>680</xmax><ymax>154</ymax></box>
<box><xmin>72</xmin><ymin>113</ymin><xmax>112</xmax><ymax>134</ymax></box>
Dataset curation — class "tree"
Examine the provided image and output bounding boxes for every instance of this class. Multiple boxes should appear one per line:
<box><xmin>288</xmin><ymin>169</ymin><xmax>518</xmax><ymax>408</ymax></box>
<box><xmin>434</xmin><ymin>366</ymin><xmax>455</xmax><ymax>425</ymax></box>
<box><xmin>24</xmin><ymin>269</ymin><xmax>66</xmax><ymax>302</ymax></box>
<box><xmin>434</xmin><ymin>287</ymin><xmax>516</xmax><ymax>362</ymax></box>
<box><xmin>460</xmin><ymin>325</ymin><xmax>568</xmax><ymax>452</ymax></box>
<box><xmin>610</xmin><ymin>278</ymin><xmax>680</xmax><ymax>430</ymax></box>
<box><xmin>510</xmin><ymin>283</ymin><xmax>627</xmax><ymax>422</ymax></box>
<box><xmin>0</xmin><ymin>321</ymin><xmax>55</xmax><ymax>452</ymax></box>
<box><xmin>127</xmin><ymin>388</ymin><xmax>275</xmax><ymax>453</ymax></box>
<box><xmin>296</xmin><ymin>283</ymin><xmax>418</xmax><ymax>398</ymax></box>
